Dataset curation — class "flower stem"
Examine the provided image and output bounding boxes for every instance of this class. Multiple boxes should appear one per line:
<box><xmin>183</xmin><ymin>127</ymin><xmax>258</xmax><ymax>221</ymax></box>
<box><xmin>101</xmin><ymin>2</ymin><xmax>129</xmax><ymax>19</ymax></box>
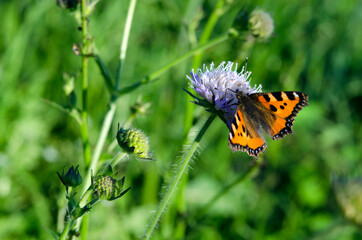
<box><xmin>142</xmin><ymin>114</ymin><xmax>216</xmax><ymax>240</ymax></box>
<box><xmin>80</xmin><ymin>0</ymin><xmax>91</xmax><ymax>167</ymax></box>
<box><xmin>59</xmin><ymin>219</ymin><xmax>75</xmax><ymax>240</ymax></box>
<box><xmin>118</xmin><ymin>33</ymin><xmax>230</xmax><ymax>95</ymax></box>
<box><xmin>115</xmin><ymin>0</ymin><xmax>137</xmax><ymax>92</ymax></box>
<box><xmin>76</xmin><ymin>1</ymin><xmax>92</xmax><ymax>238</ymax></box>
<box><xmin>75</xmin><ymin>102</ymin><xmax>116</xmax><ymax>233</ymax></box>
<box><xmin>75</xmin><ymin>0</ymin><xmax>138</xmax><ymax>235</ymax></box>
<box><xmin>192</xmin><ymin>0</ymin><xmax>225</xmax><ymax>69</ymax></box>
<box><xmin>84</xmin><ymin>103</ymin><xmax>116</xmax><ymax>191</ymax></box>
<box><xmin>111</xmin><ymin>152</ymin><xmax>127</xmax><ymax>168</ymax></box>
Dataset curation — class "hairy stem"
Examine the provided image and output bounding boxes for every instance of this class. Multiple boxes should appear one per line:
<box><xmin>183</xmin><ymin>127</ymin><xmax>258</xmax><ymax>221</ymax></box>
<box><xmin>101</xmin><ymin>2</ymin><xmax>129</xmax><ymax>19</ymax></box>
<box><xmin>142</xmin><ymin>114</ymin><xmax>216</xmax><ymax>240</ymax></box>
<box><xmin>178</xmin><ymin>2</ymin><xmax>226</xmax><ymax>236</ymax></box>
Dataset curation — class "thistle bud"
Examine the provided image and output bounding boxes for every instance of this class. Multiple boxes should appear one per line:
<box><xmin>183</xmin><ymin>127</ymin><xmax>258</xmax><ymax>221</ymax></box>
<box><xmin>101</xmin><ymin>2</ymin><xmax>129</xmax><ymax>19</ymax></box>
<box><xmin>116</xmin><ymin>126</ymin><xmax>151</xmax><ymax>159</ymax></box>
<box><xmin>57</xmin><ymin>165</ymin><xmax>83</xmax><ymax>189</ymax></box>
<box><xmin>248</xmin><ymin>10</ymin><xmax>274</xmax><ymax>40</ymax></box>
<box><xmin>92</xmin><ymin>165</ymin><xmax>130</xmax><ymax>201</ymax></box>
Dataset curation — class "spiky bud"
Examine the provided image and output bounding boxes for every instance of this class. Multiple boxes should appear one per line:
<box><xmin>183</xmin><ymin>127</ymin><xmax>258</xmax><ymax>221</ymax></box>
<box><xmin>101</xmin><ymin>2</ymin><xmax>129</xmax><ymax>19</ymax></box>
<box><xmin>248</xmin><ymin>10</ymin><xmax>274</xmax><ymax>40</ymax></box>
<box><xmin>92</xmin><ymin>165</ymin><xmax>130</xmax><ymax>201</ymax></box>
<box><xmin>116</xmin><ymin>126</ymin><xmax>151</xmax><ymax>159</ymax></box>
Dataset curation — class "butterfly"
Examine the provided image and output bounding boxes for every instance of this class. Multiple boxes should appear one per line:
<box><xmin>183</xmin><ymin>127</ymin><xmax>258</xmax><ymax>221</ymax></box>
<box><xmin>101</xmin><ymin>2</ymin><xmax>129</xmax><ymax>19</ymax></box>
<box><xmin>228</xmin><ymin>91</ymin><xmax>309</xmax><ymax>159</ymax></box>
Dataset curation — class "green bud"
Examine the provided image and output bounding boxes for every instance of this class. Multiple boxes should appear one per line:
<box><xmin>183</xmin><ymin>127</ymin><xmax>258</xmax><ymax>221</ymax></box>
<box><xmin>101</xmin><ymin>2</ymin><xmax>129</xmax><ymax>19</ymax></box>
<box><xmin>248</xmin><ymin>10</ymin><xmax>274</xmax><ymax>40</ymax></box>
<box><xmin>116</xmin><ymin>126</ymin><xmax>151</xmax><ymax>159</ymax></box>
<box><xmin>92</xmin><ymin>165</ymin><xmax>130</xmax><ymax>201</ymax></box>
<box><xmin>57</xmin><ymin>165</ymin><xmax>83</xmax><ymax>189</ymax></box>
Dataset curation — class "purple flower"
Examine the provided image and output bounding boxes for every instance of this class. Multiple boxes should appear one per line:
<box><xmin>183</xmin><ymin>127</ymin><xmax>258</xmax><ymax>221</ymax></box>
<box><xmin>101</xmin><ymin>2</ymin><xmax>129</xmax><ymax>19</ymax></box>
<box><xmin>187</xmin><ymin>61</ymin><xmax>262</xmax><ymax>122</ymax></box>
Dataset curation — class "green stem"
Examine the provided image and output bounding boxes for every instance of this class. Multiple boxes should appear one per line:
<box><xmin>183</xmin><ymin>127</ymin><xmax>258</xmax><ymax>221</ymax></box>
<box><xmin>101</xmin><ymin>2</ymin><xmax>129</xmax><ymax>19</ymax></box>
<box><xmin>192</xmin><ymin>0</ymin><xmax>225</xmax><ymax>68</ymax></box>
<box><xmin>76</xmin><ymin>1</ymin><xmax>92</xmax><ymax>239</ymax></box>
<box><xmin>79</xmin><ymin>214</ymin><xmax>89</xmax><ymax>240</ymax></box>
<box><xmin>75</xmin><ymin>0</ymin><xmax>138</xmax><ymax>234</ymax></box>
<box><xmin>79</xmin><ymin>185</ymin><xmax>94</xmax><ymax>208</ymax></box>
<box><xmin>59</xmin><ymin>187</ymin><xmax>93</xmax><ymax>240</ymax></box>
<box><xmin>80</xmin><ymin>0</ymin><xmax>91</xmax><ymax>167</ymax></box>
<box><xmin>79</xmin><ymin>188</ymin><xmax>97</xmax><ymax>240</ymax></box>
<box><xmin>115</xmin><ymin>0</ymin><xmax>137</xmax><ymax>92</ymax></box>
<box><xmin>184</xmin><ymin>0</ymin><xmax>226</xmax><ymax>138</ymax></box>
<box><xmin>85</xmin><ymin>103</ymin><xmax>116</xmax><ymax>190</ymax></box>
<box><xmin>142</xmin><ymin>114</ymin><xmax>216</xmax><ymax>240</ymax></box>
<box><xmin>75</xmin><ymin>103</ymin><xmax>116</xmax><ymax>232</ymax></box>
<box><xmin>111</xmin><ymin>152</ymin><xmax>128</xmax><ymax>168</ymax></box>
<box><xmin>118</xmin><ymin>33</ymin><xmax>230</xmax><ymax>95</ymax></box>
<box><xmin>59</xmin><ymin>219</ymin><xmax>75</xmax><ymax>240</ymax></box>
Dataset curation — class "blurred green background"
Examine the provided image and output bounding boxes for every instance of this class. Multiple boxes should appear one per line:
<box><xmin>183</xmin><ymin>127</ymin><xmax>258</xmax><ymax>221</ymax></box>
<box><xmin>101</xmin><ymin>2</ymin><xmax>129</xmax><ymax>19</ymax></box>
<box><xmin>0</xmin><ymin>0</ymin><xmax>361</xmax><ymax>239</ymax></box>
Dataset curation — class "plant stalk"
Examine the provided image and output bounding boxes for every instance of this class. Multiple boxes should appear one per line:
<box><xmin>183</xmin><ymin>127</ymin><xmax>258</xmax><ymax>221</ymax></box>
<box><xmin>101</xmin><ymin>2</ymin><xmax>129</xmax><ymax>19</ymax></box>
<box><xmin>80</xmin><ymin>0</ymin><xmax>91</xmax><ymax>167</ymax></box>
<box><xmin>115</xmin><ymin>0</ymin><xmax>137</xmax><ymax>92</ymax></box>
<box><xmin>59</xmin><ymin>219</ymin><xmax>75</xmax><ymax>240</ymax></box>
<box><xmin>118</xmin><ymin>33</ymin><xmax>230</xmax><ymax>95</ymax></box>
<box><xmin>142</xmin><ymin>114</ymin><xmax>216</xmax><ymax>240</ymax></box>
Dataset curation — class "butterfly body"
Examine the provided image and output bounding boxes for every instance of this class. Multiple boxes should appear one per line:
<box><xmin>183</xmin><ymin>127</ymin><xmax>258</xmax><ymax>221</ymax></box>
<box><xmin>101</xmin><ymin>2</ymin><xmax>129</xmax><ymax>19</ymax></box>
<box><xmin>228</xmin><ymin>91</ymin><xmax>309</xmax><ymax>159</ymax></box>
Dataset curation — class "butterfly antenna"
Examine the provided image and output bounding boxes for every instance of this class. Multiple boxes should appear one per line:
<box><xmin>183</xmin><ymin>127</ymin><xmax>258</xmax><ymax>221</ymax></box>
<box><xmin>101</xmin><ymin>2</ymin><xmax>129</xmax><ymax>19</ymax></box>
<box><xmin>226</xmin><ymin>88</ymin><xmax>237</xmax><ymax>94</ymax></box>
<box><xmin>245</xmin><ymin>57</ymin><xmax>248</xmax><ymax>71</ymax></box>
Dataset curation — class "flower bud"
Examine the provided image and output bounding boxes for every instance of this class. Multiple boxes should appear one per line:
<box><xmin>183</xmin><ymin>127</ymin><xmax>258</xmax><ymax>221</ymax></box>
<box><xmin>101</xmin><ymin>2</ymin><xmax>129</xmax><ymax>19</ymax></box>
<box><xmin>57</xmin><ymin>165</ymin><xmax>83</xmax><ymax>189</ymax></box>
<box><xmin>116</xmin><ymin>126</ymin><xmax>151</xmax><ymax>159</ymax></box>
<box><xmin>248</xmin><ymin>10</ymin><xmax>274</xmax><ymax>40</ymax></box>
<box><xmin>92</xmin><ymin>166</ymin><xmax>130</xmax><ymax>201</ymax></box>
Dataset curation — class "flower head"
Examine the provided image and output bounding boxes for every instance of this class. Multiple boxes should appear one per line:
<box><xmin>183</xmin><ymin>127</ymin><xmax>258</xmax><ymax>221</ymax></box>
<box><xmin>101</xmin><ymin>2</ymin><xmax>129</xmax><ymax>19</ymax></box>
<box><xmin>248</xmin><ymin>10</ymin><xmax>274</xmax><ymax>40</ymax></box>
<box><xmin>92</xmin><ymin>165</ymin><xmax>131</xmax><ymax>201</ymax></box>
<box><xmin>187</xmin><ymin>61</ymin><xmax>262</xmax><ymax>122</ymax></box>
<box><xmin>116</xmin><ymin>126</ymin><xmax>151</xmax><ymax>159</ymax></box>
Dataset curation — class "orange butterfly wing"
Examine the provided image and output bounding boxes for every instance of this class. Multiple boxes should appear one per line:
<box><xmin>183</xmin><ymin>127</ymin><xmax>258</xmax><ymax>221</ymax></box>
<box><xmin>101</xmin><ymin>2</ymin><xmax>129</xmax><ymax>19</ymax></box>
<box><xmin>228</xmin><ymin>91</ymin><xmax>308</xmax><ymax>159</ymax></box>
<box><xmin>252</xmin><ymin>91</ymin><xmax>309</xmax><ymax>140</ymax></box>
<box><xmin>228</xmin><ymin>108</ymin><xmax>266</xmax><ymax>159</ymax></box>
